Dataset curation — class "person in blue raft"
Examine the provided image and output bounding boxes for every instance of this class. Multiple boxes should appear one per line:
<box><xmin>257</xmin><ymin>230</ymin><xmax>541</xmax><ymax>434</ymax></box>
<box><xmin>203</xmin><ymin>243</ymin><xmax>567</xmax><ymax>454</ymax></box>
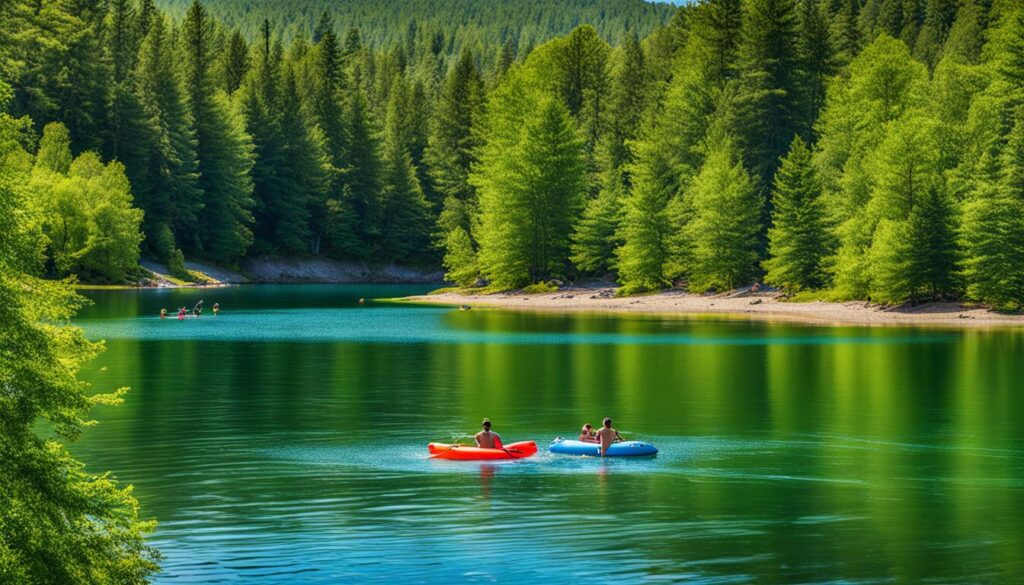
<box><xmin>550</xmin><ymin>417</ymin><xmax>658</xmax><ymax>457</ymax></box>
<box><xmin>595</xmin><ymin>418</ymin><xmax>624</xmax><ymax>456</ymax></box>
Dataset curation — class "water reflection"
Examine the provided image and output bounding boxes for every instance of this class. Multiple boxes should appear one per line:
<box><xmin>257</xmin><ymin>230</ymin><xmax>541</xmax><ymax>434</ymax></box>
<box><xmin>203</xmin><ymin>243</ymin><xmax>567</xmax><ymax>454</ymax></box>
<box><xmin>72</xmin><ymin>286</ymin><xmax>1024</xmax><ymax>583</ymax></box>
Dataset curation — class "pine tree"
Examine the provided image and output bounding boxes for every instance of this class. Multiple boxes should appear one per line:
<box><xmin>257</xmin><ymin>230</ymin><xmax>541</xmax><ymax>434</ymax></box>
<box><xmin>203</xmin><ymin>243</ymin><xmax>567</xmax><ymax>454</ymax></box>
<box><xmin>134</xmin><ymin>13</ymin><xmax>203</xmax><ymax>254</ymax></box>
<box><xmin>57</xmin><ymin>0</ymin><xmax>111</xmax><ymax>153</ymax></box>
<box><xmin>692</xmin><ymin>0</ymin><xmax>744</xmax><ymax>85</ymax></box>
<box><xmin>960</xmin><ymin>107</ymin><xmax>1024</xmax><ymax>310</ymax></box>
<box><xmin>442</xmin><ymin>226</ymin><xmax>478</xmax><ymax>287</ymax></box>
<box><xmin>108</xmin><ymin>0</ymin><xmax>138</xmax><ymax>83</ymax></box>
<box><xmin>549</xmin><ymin>25</ymin><xmax>610</xmax><ymax>159</ymax></box>
<box><xmin>905</xmin><ymin>185</ymin><xmax>957</xmax><ymax>299</ymax></box>
<box><xmin>183</xmin><ymin>0</ymin><xmax>254</xmax><ymax>261</ymax></box>
<box><xmin>614</xmin><ymin>117</ymin><xmax>679</xmax><ymax>293</ymax></box>
<box><xmin>222</xmin><ymin>30</ymin><xmax>250</xmax><ymax>94</ymax></box>
<box><xmin>379</xmin><ymin>76</ymin><xmax>432</xmax><ymax>263</ymax></box>
<box><xmin>571</xmin><ymin>174</ymin><xmax>625</xmax><ymax>275</ymax></box>
<box><xmin>475</xmin><ymin>98</ymin><xmax>586</xmax><ymax>288</ymax></box>
<box><xmin>867</xmin><ymin>217</ymin><xmax>913</xmax><ymax>303</ymax></box>
<box><xmin>105</xmin><ymin>0</ymin><xmax>156</xmax><ymax>213</ymax></box>
<box><xmin>614</xmin><ymin>1</ymin><xmax>744</xmax><ymax>294</ymax></box>
<box><xmin>685</xmin><ymin>135</ymin><xmax>763</xmax><ymax>292</ymax></box>
<box><xmin>600</xmin><ymin>31</ymin><xmax>648</xmax><ymax>183</ymax></box>
<box><xmin>763</xmin><ymin>136</ymin><xmax>828</xmax><ymax>292</ymax></box>
<box><xmin>275</xmin><ymin>67</ymin><xmax>326</xmax><ymax>255</ymax></box>
<box><xmin>343</xmin><ymin>85</ymin><xmax>384</xmax><ymax>255</ymax></box>
<box><xmin>830</xmin><ymin>0</ymin><xmax>862</xmax><ymax>68</ymax></box>
<box><xmin>736</xmin><ymin>0</ymin><xmax>803</xmax><ymax>188</ymax></box>
<box><xmin>241</xmin><ymin>22</ymin><xmax>288</xmax><ymax>254</ymax></box>
<box><xmin>943</xmin><ymin>0</ymin><xmax>986</xmax><ymax>64</ymax></box>
<box><xmin>428</xmin><ymin>48</ymin><xmax>485</xmax><ymax>236</ymax></box>
<box><xmin>913</xmin><ymin>0</ymin><xmax>958</xmax><ymax>69</ymax></box>
<box><xmin>311</xmin><ymin>16</ymin><xmax>357</xmax><ymax>256</ymax></box>
<box><xmin>797</xmin><ymin>0</ymin><xmax>834</xmax><ymax>130</ymax></box>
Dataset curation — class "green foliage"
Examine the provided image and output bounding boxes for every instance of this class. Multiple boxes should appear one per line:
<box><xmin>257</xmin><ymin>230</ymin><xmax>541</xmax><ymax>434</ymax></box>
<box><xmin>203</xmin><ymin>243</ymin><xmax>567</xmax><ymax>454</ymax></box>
<box><xmin>475</xmin><ymin>91</ymin><xmax>587</xmax><ymax>289</ymax></box>
<box><xmin>522</xmin><ymin>281</ymin><xmax>559</xmax><ymax>294</ymax></box>
<box><xmin>614</xmin><ymin>123</ymin><xmax>676</xmax><ymax>293</ymax></box>
<box><xmin>571</xmin><ymin>176</ymin><xmax>625</xmax><ymax>275</ymax></box>
<box><xmin>684</xmin><ymin>135</ymin><xmax>762</xmax><ymax>292</ymax></box>
<box><xmin>735</xmin><ymin>0</ymin><xmax>803</xmax><ymax>185</ymax></box>
<box><xmin>379</xmin><ymin>76</ymin><xmax>433</xmax><ymax>263</ymax></box>
<box><xmin>151</xmin><ymin>0</ymin><xmax>673</xmax><ymax>62</ymax></box>
<box><xmin>428</xmin><ymin>48</ymin><xmax>485</xmax><ymax>236</ymax></box>
<box><xmin>960</xmin><ymin>107</ymin><xmax>1024</xmax><ymax>310</ymax></box>
<box><xmin>1</xmin><ymin>0</ymin><xmax>1019</xmax><ymax>304</ymax></box>
<box><xmin>166</xmin><ymin>246</ymin><xmax>189</xmax><ymax>279</ymax></box>
<box><xmin>764</xmin><ymin>136</ymin><xmax>828</xmax><ymax>292</ymax></box>
<box><xmin>29</xmin><ymin>124</ymin><xmax>144</xmax><ymax>283</ymax></box>
<box><xmin>184</xmin><ymin>1</ymin><xmax>255</xmax><ymax>262</ymax></box>
<box><xmin>0</xmin><ymin>88</ymin><xmax>159</xmax><ymax>585</ymax></box>
<box><xmin>196</xmin><ymin>92</ymin><xmax>255</xmax><ymax>261</ymax></box>
<box><xmin>442</xmin><ymin>226</ymin><xmax>478</xmax><ymax>287</ymax></box>
<box><xmin>133</xmin><ymin>13</ymin><xmax>204</xmax><ymax>253</ymax></box>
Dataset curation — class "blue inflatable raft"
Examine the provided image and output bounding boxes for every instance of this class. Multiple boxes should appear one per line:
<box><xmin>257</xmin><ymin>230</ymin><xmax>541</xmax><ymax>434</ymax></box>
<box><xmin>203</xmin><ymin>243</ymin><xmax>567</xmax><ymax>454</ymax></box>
<box><xmin>549</xmin><ymin>438</ymin><xmax>658</xmax><ymax>457</ymax></box>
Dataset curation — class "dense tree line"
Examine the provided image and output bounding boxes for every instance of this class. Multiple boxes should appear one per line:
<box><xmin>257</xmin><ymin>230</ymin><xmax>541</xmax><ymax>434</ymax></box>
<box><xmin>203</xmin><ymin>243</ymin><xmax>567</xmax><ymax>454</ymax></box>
<box><xmin>3</xmin><ymin>0</ymin><xmax>1024</xmax><ymax>309</ymax></box>
<box><xmin>153</xmin><ymin>0</ymin><xmax>675</xmax><ymax>63</ymax></box>
<box><xmin>445</xmin><ymin>0</ymin><xmax>1024</xmax><ymax>311</ymax></box>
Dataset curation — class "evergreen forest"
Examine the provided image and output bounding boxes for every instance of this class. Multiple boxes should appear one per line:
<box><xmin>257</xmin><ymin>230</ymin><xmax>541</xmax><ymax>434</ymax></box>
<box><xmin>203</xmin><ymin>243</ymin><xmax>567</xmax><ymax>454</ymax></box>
<box><xmin>2</xmin><ymin>0</ymin><xmax>1024</xmax><ymax>309</ymax></box>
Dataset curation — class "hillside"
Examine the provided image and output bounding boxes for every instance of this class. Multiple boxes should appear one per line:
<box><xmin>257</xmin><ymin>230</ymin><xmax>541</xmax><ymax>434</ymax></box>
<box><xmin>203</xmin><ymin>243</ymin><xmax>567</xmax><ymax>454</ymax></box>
<box><xmin>153</xmin><ymin>0</ymin><xmax>676</xmax><ymax>50</ymax></box>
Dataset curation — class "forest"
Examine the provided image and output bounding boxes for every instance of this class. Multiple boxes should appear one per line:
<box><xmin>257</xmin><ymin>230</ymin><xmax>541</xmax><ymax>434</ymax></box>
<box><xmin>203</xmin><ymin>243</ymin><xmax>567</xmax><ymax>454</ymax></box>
<box><xmin>3</xmin><ymin>0</ymin><xmax>1024</xmax><ymax>582</ymax></box>
<box><xmin>1</xmin><ymin>0</ymin><xmax>1023</xmax><ymax>309</ymax></box>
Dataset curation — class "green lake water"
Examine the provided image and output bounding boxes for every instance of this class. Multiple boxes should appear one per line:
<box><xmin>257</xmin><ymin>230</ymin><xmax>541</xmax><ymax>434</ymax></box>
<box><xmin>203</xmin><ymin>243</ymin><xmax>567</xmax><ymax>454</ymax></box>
<box><xmin>73</xmin><ymin>285</ymin><xmax>1024</xmax><ymax>583</ymax></box>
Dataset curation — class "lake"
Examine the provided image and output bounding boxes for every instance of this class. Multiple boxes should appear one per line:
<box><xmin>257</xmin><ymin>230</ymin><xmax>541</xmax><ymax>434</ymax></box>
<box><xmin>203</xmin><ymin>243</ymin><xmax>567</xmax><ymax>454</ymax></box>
<box><xmin>74</xmin><ymin>285</ymin><xmax>1024</xmax><ymax>583</ymax></box>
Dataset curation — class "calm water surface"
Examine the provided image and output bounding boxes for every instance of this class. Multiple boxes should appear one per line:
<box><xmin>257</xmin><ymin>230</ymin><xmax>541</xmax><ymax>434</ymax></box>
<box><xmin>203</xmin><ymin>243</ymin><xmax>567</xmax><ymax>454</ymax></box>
<box><xmin>74</xmin><ymin>285</ymin><xmax>1024</xmax><ymax>583</ymax></box>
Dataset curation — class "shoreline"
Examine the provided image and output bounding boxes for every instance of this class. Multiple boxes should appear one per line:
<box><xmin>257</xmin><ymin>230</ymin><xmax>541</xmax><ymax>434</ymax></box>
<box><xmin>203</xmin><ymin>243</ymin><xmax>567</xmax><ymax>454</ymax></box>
<box><xmin>398</xmin><ymin>287</ymin><xmax>1024</xmax><ymax>328</ymax></box>
<box><xmin>74</xmin><ymin>257</ymin><xmax>445</xmax><ymax>289</ymax></box>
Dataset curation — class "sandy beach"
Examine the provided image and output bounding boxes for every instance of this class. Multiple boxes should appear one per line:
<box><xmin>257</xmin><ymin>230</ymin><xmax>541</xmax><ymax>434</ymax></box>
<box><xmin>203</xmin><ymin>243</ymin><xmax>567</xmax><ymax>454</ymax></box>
<box><xmin>401</xmin><ymin>287</ymin><xmax>1024</xmax><ymax>328</ymax></box>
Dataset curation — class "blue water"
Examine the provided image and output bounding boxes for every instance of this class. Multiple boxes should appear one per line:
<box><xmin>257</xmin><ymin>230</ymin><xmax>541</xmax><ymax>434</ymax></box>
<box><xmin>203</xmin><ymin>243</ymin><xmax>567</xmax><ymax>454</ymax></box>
<box><xmin>72</xmin><ymin>285</ymin><xmax>1024</xmax><ymax>584</ymax></box>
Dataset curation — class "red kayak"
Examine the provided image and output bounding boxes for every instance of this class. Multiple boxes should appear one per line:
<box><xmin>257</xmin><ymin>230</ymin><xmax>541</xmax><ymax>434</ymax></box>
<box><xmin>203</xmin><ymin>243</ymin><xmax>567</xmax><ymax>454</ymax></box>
<box><xmin>428</xmin><ymin>441</ymin><xmax>538</xmax><ymax>461</ymax></box>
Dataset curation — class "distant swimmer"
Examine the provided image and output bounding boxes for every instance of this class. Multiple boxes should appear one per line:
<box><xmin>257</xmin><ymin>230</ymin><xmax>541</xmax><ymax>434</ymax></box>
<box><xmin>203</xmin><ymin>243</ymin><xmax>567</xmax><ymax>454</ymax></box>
<box><xmin>579</xmin><ymin>423</ymin><xmax>598</xmax><ymax>443</ymax></box>
<box><xmin>595</xmin><ymin>417</ymin><xmax>623</xmax><ymax>456</ymax></box>
<box><xmin>475</xmin><ymin>419</ymin><xmax>503</xmax><ymax>449</ymax></box>
<box><xmin>212</xmin><ymin>302</ymin><xmax>220</xmax><ymax>316</ymax></box>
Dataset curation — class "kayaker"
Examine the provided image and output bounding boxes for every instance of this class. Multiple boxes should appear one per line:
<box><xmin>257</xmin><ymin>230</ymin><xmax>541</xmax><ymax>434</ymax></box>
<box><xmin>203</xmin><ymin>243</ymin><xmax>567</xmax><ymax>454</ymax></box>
<box><xmin>595</xmin><ymin>417</ymin><xmax>623</xmax><ymax>456</ymax></box>
<box><xmin>160</xmin><ymin>308</ymin><xmax>167</xmax><ymax>319</ymax></box>
<box><xmin>193</xmin><ymin>300</ymin><xmax>203</xmax><ymax>317</ymax></box>
<box><xmin>579</xmin><ymin>424</ymin><xmax>598</xmax><ymax>443</ymax></box>
<box><xmin>177</xmin><ymin>307</ymin><xmax>186</xmax><ymax>320</ymax></box>
<box><xmin>212</xmin><ymin>302</ymin><xmax>220</xmax><ymax>316</ymax></box>
<box><xmin>474</xmin><ymin>419</ymin><xmax>503</xmax><ymax>449</ymax></box>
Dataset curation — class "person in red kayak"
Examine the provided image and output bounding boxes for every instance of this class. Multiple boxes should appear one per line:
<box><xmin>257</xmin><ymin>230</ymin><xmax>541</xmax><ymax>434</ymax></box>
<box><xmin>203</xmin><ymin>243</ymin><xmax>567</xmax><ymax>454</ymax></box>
<box><xmin>475</xmin><ymin>419</ymin><xmax>503</xmax><ymax>449</ymax></box>
<box><xmin>595</xmin><ymin>417</ymin><xmax>623</xmax><ymax>456</ymax></box>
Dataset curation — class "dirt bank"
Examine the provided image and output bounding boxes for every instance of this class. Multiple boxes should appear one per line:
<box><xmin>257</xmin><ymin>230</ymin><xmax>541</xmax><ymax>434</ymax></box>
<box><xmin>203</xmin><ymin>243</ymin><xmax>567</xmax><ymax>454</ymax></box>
<box><xmin>400</xmin><ymin>286</ymin><xmax>1024</xmax><ymax>328</ymax></box>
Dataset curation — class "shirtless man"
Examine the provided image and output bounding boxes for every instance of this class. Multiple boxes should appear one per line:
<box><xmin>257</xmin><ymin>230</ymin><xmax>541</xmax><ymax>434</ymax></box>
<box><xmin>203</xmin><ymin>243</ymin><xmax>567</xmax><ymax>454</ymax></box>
<box><xmin>475</xmin><ymin>419</ymin><xmax>503</xmax><ymax>449</ymax></box>
<box><xmin>595</xmin><ymin>417</ymin><xmax>623</xmax><ymax>456</ymax></box>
